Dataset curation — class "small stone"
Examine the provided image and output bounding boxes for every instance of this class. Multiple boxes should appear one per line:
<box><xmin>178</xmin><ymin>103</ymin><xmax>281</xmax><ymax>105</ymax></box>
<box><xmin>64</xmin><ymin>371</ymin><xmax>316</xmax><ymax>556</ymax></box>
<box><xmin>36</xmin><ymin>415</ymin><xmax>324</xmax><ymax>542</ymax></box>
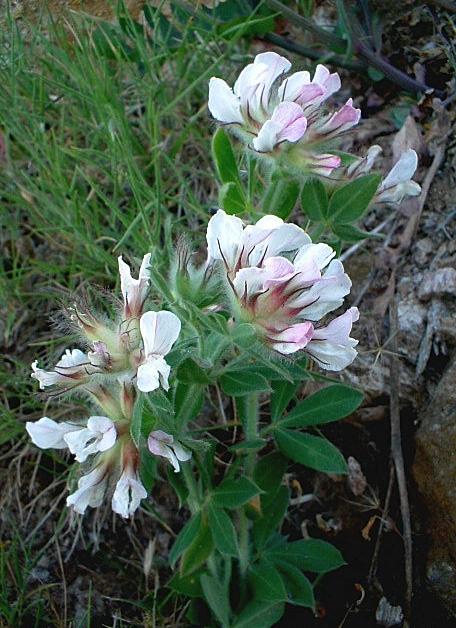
<box><xmin>375</xmin><ymin>596</ymin><xmax>404</xmax><ymax>626</ymax></box>
<box><xmin>414</xmin><ymin>238</ymin><xmax>434</xmax><ymax>267</ymax></box>
<box><xmin>417</xmin><ymin>267</ymin><xmax>456</xmax><ymax>302</ymax></box>
<box><xmin>347</xmin><ymin>456</ymin><xmax>367</xmax><ymax>496</ymax></box>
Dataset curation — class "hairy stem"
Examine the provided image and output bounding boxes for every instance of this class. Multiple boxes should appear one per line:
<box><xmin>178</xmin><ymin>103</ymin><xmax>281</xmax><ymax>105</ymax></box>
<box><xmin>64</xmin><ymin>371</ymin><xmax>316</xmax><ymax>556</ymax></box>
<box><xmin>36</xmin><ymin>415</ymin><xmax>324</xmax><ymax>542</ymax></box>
<box><xmin>238</xmin><ymin>393</ymin><xmax>260</xmax><ymax>581</ymax></box>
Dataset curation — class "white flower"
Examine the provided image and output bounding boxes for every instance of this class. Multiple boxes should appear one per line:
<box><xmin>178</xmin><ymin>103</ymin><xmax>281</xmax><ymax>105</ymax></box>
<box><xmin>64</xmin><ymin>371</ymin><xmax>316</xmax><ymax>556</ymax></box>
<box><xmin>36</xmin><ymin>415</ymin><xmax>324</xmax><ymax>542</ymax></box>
<box><xmin>347</xmin><ymin>145</ymin><xmax>383</xmax><ymax>177</ymax></box>
<box><xmin>31</xmin><ymin>349</ymin><xmax>90</xmax><ymax>390</ymax></box>
<box><xmin>136</xmin><ymin>311</ymin><xmax>181</xmax><ymax>393</ymax></box>
<box><xmin>209</xmin><ymin>52</ymin><xmax>291</xmax><ymax>126</ymax></box>
<box><xmin>306</xmin><ymin>307</ymin><xmax>359</xmax><ymax>371</ymax></box>
<box><xmin>147</xmin><ymin>430</ymin><xmax>192</xmax><ymax>473</ymax></box>
<box><xmin>111</xmin><ymin>463</ymin><xmax>147</xmax><ymax>518</ymax></box>
<box><xmin>206</xmin><ymin>209</ymin><xmax>309</xmax><ymax>274</ymax></box>
<box><xmin>64</xmin><ymin>416</ymin><xmax>117</xmax><ymax>463</ymax></box>
<box><xmin>376</xmin><ymin>149</ymin><xmax>421</xmax><ymax>204</ymax></box>
<box><xmin>26</xmin><ymin>417</ymin><xmax>80</xmax><ymax>449</ymax></box>
<box><xmin>66</xmin><ymin>463</ymin><xmax>109</xmax><ymax>515</ymax></box>
<box><xmin>118</xmin><ymin>253</ymin><xmax>151</xmax><ymax>317</ymax></box>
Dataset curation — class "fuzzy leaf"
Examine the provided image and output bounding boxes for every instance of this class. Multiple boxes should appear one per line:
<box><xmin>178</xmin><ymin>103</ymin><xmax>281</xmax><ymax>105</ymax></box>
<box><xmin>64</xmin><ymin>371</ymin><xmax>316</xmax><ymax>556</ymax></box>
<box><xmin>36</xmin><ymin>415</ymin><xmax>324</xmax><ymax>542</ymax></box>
<box><xmin>275</xmin><ymin>429</ymin><xmax>348</xmax><ymax>474</ymax></box>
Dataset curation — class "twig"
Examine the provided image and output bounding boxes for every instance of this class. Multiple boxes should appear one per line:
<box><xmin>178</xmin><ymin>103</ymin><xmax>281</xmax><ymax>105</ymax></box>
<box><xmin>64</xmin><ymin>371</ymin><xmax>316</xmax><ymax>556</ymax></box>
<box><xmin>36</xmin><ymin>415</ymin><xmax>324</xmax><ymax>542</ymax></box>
<box><xmin>263</xmin><ymin>33</ymin><xmax>365</xmax><ymax>73</ymax></box>
<box><xmin>265</xmin><ymin>0</ymin><xmax>346</xmax><ymax>48</ymax></box>
<box><xmin>367</xmin><ymin>463</ymin><xmax>395</xmax><ymax>583</ymax></box>
<box><xmin>54</xmin><ymin>533</ymin><xmax>68</xmax><ymax>627</ymax></box>
<box><xmin>428</xmin><ymin>0</ymin><xmax>456</xmax><ymax>11</ymax></box>
<box><xmin>389</xmin><ymin>299</ymin><xmax>413</xmax><ymax>626</ymax></box>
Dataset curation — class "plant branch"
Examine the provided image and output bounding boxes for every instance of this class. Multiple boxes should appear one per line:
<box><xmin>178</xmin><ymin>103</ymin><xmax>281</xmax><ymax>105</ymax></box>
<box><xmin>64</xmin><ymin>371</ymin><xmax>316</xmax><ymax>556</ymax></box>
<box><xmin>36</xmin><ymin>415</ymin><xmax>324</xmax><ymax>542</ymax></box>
<box><xmin>265</xmin><ymin>0</ymin><xmax>346</xmax><ymax>48</ymax></box>
<box><xmin>389</xmin><ymin>299</ymin><xmax>413</xmax><ymax>626</ymax></box>
<box><xmin>263</xmin><ymin>33</ymin><xmax>366</xmax><ymax>73</ymax></box>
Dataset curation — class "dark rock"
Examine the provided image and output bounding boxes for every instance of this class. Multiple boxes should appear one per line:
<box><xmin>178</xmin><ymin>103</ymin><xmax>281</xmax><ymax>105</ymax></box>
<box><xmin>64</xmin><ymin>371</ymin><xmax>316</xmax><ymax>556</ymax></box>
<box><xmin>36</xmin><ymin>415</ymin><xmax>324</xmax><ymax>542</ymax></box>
<box><xmin>413</xmin><ymin>357</ymin><xmax>456</xmax><ymax>616</ymax></box>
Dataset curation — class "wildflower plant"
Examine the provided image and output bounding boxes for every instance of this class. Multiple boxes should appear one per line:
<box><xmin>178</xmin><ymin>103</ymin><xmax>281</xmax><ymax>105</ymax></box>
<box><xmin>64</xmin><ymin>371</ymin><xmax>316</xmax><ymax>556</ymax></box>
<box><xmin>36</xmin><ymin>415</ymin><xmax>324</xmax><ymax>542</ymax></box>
<box><xmin>26</xmin><ymin>51</ymin><xmax>421</xmax><ymax>626</ymax></box>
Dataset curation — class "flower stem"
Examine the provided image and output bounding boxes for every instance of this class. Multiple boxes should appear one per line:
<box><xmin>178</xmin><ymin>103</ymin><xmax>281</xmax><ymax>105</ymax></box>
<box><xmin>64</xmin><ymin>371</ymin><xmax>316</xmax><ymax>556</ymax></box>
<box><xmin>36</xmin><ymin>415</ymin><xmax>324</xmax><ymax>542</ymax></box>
<box><xmin>239</xmin><ymin>393</ymin><xmax>260</xmax><ymax>581</ymax></box>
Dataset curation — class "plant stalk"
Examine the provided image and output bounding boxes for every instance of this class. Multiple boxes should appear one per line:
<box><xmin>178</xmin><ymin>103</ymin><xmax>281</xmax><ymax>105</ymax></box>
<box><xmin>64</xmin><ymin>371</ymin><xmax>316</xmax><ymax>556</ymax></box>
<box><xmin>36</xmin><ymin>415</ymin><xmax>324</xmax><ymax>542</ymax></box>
<box><xmin>238</xmin><ymin>393</ymin><xmax>260</xmax><ymax>581</ymax></box>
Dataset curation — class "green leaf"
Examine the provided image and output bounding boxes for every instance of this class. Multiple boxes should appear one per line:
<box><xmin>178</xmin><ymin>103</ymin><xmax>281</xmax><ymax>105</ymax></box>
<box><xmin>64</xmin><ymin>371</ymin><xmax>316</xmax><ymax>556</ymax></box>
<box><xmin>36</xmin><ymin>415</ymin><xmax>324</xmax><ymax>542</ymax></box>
<box><xmin>270</xmin><ymin>381</ymin><xmax>298</xmax><ymax>422</ymax></box>
<box><xmin>174</xmin><ymin>382</ymin><xmax>205</xmax><ymax>430</ymax></box>
<box><xmin>253</xmin><ymin>452</ymin><xmax>288</xmax><ymax>494</ymax></box>
<box><xmin>253</xmin><ymin>485</ymin><xmax>289</xmax><ymax>549</ymax></box>
<box><xmin>329</xmin><ymin>174</ymin><xmax>381</xmax><ymax>223</ymax></box>
<box><xmin>145</xmin><ymin>390</ymin><xmax>175</xmax><ymax>428</ymax></box>
<box><xmin>276</xmin><ymin>563</ymin><xmax>315</xmax><ymax>608</ymax></box>
<box><xmin>229</xmin><ymin>438</ymin><xmax>266</xmax><ymax>452</ymax></box>
<box><xmin>232</xmin><ymin>601</ymin><xmax>285</xmax><ymax>628</ymax></box>
<box><xmin>168</xmin><ymin>570</ymin><xmax>203</xmax><ymax>598</ymax></box>
<box><xmin>166</xmin><ymin>465</ymin><xmax>189</xmax><ymax>506</ymax></box>
<box><xmin>213</xmin><ymin>477</ymin><xmax>261</xmax><ymax>509</ymax></box>
<box><xmin>207</xmin><ymin>503</ymin><xmax>239</xmax><ymax>557</ymax></box>
<box><xmin>212</xmin><ymin>127</ymin><xmax>241</xmax><ymax>187</ymax></box>
<box><xmin>177</xmin><ymin>357</ymin><xmax>212</xmax><ymax>384</ymax></box>
<box><xmin>262</xmin><ymin>176</ymin><xmax>300</xmax><ymax>220</ymax></box>
<box><xmin>249</xmin><ymin>559</ymin><xmax>287</xmax><ymax>602</ymax></box>
<box><xmin>219</xmin><ymin>181</ymin><xmax>246</xmax><ymax>215</ymax></box>
<box><xmin>268</xmin><ymin>538</ymin><xmax>345</xmax><ymax>574</ymax></box>
<box><xmin>169</xmin><ymin>513</ymin><xmax>202</xmax><ymax>567</ymax></box>
<box><xmin>220</xmin><ymin>370</ymin><xmax>270</xmax><ymax>396</ymax></box>
<box><xmin>180</xmin><ymin>516</ymin><xmax>214</xmax><ymax>576</ymax></box>
<box><xmin>279</xmin><ymin>385</ymin><xmax>363</xmax><ymax>428</ymax></box>
<box><xmin>301</xmin><ymin>178</ymin><xmax>328</xmax><ymax>221</ymax></box>
<box><xmin>200</xmin><ymin>573</ymin><xmax>231</xmax><ymax>627</ymax></box>
<box><xmin>138</xmin><ymin>449</ymin><xmax>156</xmax><ymax>493</ymax></box>
<box><xmin>331</xmin><ymin>223</ymin><xmax>374</xmax><ymax>242</ymax></box>
<box><xmin>231</xmin><ymin>323</ymin><xmax>257</xmax><ymax>349</ymax></box>
<box><xmin>130</xmin><ymin>395</ymin><xmax>157</xmax><ymax>447</ymax></box>
<box><xmin>275</xmin><ymin>429</ymin><xmax>348</xmax><ymax>474</ymax></box>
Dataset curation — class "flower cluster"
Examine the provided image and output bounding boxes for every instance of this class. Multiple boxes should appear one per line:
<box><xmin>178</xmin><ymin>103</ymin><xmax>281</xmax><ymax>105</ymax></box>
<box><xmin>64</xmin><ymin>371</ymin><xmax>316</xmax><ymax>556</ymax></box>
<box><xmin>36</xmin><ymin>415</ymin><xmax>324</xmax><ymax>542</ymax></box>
<box><xmin>206</xmin><ymin>209</ymin><xmax>359</xmax><ymax>370</ymax></box>
<box><xmin>27</xmin><ymin>255</ymin><xmax>191</xmax><ymax>518</ymax></box>
<box><xmin>208</xmin><ymin>52</ymin><xmax>360</xmax><ymax>176</ymax></box>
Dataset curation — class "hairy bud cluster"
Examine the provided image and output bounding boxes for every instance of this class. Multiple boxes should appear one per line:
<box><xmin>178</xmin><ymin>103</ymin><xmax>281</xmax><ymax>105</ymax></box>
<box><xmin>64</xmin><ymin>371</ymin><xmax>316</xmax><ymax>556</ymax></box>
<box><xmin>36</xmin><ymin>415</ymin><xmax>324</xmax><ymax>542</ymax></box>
<box><xmin>27</xmin><ymin>255</ymin><xmax>190</xmax><ymax>518</ymax></box>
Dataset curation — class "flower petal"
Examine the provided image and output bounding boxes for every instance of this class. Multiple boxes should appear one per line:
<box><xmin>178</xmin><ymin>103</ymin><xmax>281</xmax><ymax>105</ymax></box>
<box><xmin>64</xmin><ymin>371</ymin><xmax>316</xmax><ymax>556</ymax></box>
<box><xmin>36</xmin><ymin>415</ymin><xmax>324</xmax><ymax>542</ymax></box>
<box><xmin>253</xmin><ymin>102</ymin><xmax>307</xmax><ymax>152</ymax></box>
<box><xmin>26</xmin><ymin>417</ymin><xmax>79</xmax><ymax>449</ymax></box>
<box><xmin>381</xmin><ymin>149</ymin><xmax>418</xmax><ymax>189</ymax></box>
<box><xmin>270</xmin><ymin>322</ymin><xmax>314</xmax><ymax>355</ymax></box>
<box><xmin>206</xmin><ymin>209</ymin><xmax>244</xmax><ymax>269</ymax></box>
<box><xmin>208</xmin><ymin>77</ymin><xmax>243</xmax><ymax>124</ymax></box>
<box><xmin>140</xmin><ymin>310</ymin><xmax>181</xmax><ymax>358</ymax></box>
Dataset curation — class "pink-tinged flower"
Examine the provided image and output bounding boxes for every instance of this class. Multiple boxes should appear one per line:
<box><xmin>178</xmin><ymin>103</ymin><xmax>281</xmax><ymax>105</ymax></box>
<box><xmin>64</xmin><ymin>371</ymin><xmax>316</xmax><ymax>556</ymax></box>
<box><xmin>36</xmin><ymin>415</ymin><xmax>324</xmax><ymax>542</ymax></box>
<box><xmin>66</xmin><ymin>462</ymin><xmax>109</xmax><ymax>515</ymax></box>
<box><xmin>208</xmin><ymin>53</ymin><xmax>359</xmax><ymax>161</ymax></box>
<box><xmin>278</xmin><ymin>64</ymin><xmax>341</xmax><ymax>110</ymax></box>
<box><xmin>64</xmin><ymin>416</ymin><xmax>117</xmax><ymax>463</ymax></box>
<box><xmin>118</xmin><ymin>253</ymin><xmax>151</xmax><ymax>318</ymax></box>
<box><xmin>206</xmin><ymin>209</ymin><xmax>310</xmax><ymax>275</ymax></box>
<box><xmin>31</xmin><ymin>349</ymin><xmax>93</xmax><ymax>390</ymax></box>
<box><xmin>111</xmin><ymin>461</ymin><xmax>147</xmax><ymax>518</ymax></box>
<box><xmin>315</xmin><ymin>98</ymin><xmax>361</xmax><ymax>136</ymax></box>
<box><xmin>26</xmin><ymin>417</ymin><xmax>80</xmax><ymax>449</ymax></box>
<box><xmin>253</xmin><ymin>102</ymin><xmax>307</xmax><ymax>153</ymax></box>
<box><xmin>306</xmin><ymin>307</ymin><xmax>359</xmax><ymax>371</ymax></box>
<box><xmin>147</xmin><ymin>430</ymin><xmax>191</xmax><ymax>473</ymax></box>
<box><xmin>225</xmin><ymin>230</ymin><xmax>358</xmax><ymax>367</ymax></box>
<box><xmin>137</xmin><ymin>311</ymin><xmax>181</xmax><ymax>392</ymax></box>
<box><xmin>307</xmin><ymin>153</ymin><xmax>341</xmax><ymax>177</ymax></box>
<box><xmin>376</xmin><ymin>149</ymin><xmax>421</xmax><ymax>204</ymax></box>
